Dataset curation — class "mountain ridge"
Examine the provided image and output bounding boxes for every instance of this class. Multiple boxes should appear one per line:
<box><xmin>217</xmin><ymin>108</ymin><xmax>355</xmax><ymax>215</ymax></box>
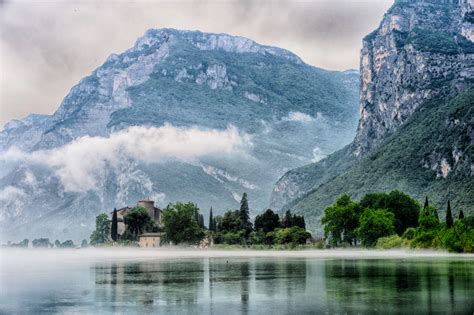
<box><xmin>0</xmin><ymin>28</ymin><xmax>360</xmax><ymax>241</ymax></box>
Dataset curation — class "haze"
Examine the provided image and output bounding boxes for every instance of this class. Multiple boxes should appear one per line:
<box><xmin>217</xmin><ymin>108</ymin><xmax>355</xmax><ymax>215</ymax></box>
<box><xmin>0</xmin><ymin>0</ymin><xmax>392</xmax><ymax>127</ymax></box>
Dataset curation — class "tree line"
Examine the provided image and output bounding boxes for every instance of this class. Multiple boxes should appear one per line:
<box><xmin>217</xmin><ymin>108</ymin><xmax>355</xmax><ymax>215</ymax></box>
<box><xmin>90</xmin><ymin>192</ymin><xmax>311</xmax><ymax>247</ymax></box>
<box><xmin>211</xmin><ymin>193</ymin><xmax>310</xmax><ymax>246</ymax></box>
<box><xmin>5</xmin><ymin>238</ymin><xmax>88</xmax><ymax>248</ymax></box>
<box><xmin>322</xmin><ymin>190</ymin><xmax>474</xmax><ymax>252</ymax></box>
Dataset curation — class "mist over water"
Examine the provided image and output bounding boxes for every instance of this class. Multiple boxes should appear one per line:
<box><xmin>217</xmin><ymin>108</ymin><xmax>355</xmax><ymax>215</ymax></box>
<box><xmin>1</xmin><ymin>249</ymin><xmax>474</xmax><ymax>314</ymax></box>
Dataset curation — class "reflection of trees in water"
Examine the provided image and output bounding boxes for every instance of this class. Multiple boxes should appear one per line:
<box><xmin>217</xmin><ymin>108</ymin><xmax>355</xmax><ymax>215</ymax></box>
<box><xmin>207</xmin><ymin>257</ymin><xmax>307</xmax><ymax>313</ymax></box>
<box><xmin>93</xmin><ymin>260</ymin><xmax>205</xmax><ymax>311</ymax></box>
<box><xmin>323</xmin><ymin>259</ymin><xmax>474</xmax><ymax>314</ymax></box>
<box><xmin>91</xmin><ymin>257</ymin><xmax>474</xmax><ymax>313</ymax></box>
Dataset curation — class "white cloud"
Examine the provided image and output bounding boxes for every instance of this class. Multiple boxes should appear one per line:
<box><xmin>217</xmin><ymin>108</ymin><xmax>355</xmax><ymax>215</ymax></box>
<box><xmin>311</xmin><ymin>147</ymin><xmax>326</xmax><ymax>163</ymax></box>
<box><xmin>282</xmin><ymin>111</ymin><xmax>326</xmax><ymax>123</ymax></box>
<box><xmin>2</xmin><ymin>124</ymin><xmax>251</xmax><ymax>193</ymax></box>
<box><xmin>0</xmin><ymin>186</ymin><xmax>26</xmax><ymax>201</ymax></box>
<box><xmin>200</xmin><ymin>164</ymin><xmax>258</xmax><ymax>190</ymax></box>
<box><xmin>232</xmin><ymin>192</ymin><xmax>242</xmax><ymax>203</ymax></box>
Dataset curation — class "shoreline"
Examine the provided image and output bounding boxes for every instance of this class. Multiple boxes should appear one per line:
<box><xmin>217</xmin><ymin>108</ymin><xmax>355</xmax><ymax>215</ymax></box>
<box><xmin>2</xmin><ymin>247</ymin><xmax>474</xmax><ymax>264</ymax></box>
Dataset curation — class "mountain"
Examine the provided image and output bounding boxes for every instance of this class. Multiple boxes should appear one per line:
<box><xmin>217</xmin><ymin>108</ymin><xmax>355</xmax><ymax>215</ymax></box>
<box><xmin>0</xmin><ymin>29</ymin><xmax>359</xmax><ymax>241</ymax></box>
<box><xmin>271</xmin><ymin>0</ymin><xmax>474</xmax><ymax>233</ymax></box>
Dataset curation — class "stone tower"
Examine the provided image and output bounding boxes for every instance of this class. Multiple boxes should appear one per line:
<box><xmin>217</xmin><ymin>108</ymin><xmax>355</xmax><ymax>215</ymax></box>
<box><xmin>137</xmin><ymin>197</ymin><xmax>160</xmax><ymax>223</ymax></box>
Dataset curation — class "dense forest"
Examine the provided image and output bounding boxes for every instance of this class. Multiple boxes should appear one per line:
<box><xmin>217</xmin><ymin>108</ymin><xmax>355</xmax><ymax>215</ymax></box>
<box><xmin>322</xmin><ymin>190</ymin><xmax>474</xmax><ymax>253</ymax></box>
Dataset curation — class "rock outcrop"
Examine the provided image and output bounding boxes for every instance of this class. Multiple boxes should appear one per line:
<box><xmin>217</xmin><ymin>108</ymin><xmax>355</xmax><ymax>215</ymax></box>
<box><xmin>270</xmin><ymin>0</ymin><xmax>474</xmax><ymax>216</ymax></box>
<box><xmin>353</xmin><ymin>0</ymin><xmax>474</xmax><ymax>156</ymax></box>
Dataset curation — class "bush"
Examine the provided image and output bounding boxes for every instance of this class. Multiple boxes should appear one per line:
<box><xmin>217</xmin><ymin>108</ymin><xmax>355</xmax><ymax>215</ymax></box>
<box><xmin>376</xmin><ymin>235</ymin><xmax>402</xmax><ymax>249</ymax></box>
<box><xmin>441</xmin><ymin>220</ymin><xmax>474</xmax><ymax>253</ymax></box>
<box><xmin>402</xmin><ymin>227</ymin><xmax>417</xmax><ymax>240</ymax></box>
<box><xmin>273</xmin><ymin>227</ymin><xmax>311</xmax><ymax>245</ymax></box>
<box><xmin>411</xmin><ymin>230</ymin><xmax>440</xmax><ymax>249</ymax></box>
<box><xmin>223</xmin><ymin>231</ymin><xmax>244</xmax><ymax>244</ymax></box>
<box><xmin>442</xmin><ymin>228</ymin><xmax>464</xmax><ymax>253</ymax></box>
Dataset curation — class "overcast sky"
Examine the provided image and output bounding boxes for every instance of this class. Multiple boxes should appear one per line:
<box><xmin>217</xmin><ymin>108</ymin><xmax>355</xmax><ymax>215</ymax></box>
<box><xmin>0</xmin><ymin>0</ymin><xmax>393</xmax><ymax>127</ymax></box>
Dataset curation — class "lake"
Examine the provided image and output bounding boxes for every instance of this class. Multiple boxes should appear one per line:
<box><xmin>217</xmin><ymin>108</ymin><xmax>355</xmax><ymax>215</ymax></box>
<box><xmin>1</xmin><ymin>249</ymin><xmax>474</xmax><ymax>314</ymax></box>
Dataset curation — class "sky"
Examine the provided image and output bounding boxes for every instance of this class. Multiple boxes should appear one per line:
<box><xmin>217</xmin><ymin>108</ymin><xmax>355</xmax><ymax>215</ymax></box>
<box><xmin>0</xmin><ymin>0</ymin><xmax>393</xmax><ymax>127</ymax></box>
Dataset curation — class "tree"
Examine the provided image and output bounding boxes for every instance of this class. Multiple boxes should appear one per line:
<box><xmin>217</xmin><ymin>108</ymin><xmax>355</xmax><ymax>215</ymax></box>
<box><xmin>61</xmin><ymin>240</ymin><xmax>75</xmax><ymax>248</ymax></box>
<box><xmin>281</xmin><ymin>210</ymin><xmax>293</xmax><ymax>228</ymax></box>
<box><xmin>12</xmin><ymin>239</ymin><xmax>29</xmax><ymax>248</ymax></box>
<box><xmin>357</xmin><ymin>208</ymin><xmax>396</xmax><ymax>247</ymax></box>
<box><xmin>32</xmin><ymin>238</ymin><xmax>51</xmax><ymax>248</ymax></box>
<box><xmin>81</xmin><ymin>239</ymin><xmax>88</xmax><ymax>248</ymax></box>
<box><xmin>254</xmin><ymin>209</ymin><xmax>280</xmax><ymax>234</ymax></box>
<box><xmin>161</xmin><ymin>202</ymin><xmax>204</xmax><ymax>244</ymax></box>
<box><xmin>273</xmin><ymin>227</ymin><xmax>311</xmax><ymax>245</ymax></box>
<box><xmin>123</xmin><ymin>207</ymin><xmax>153</xmax><ymax>240</ymax></box>
<box><xmin>281</xmin><ymin>210</ymin><xmax>305</xmax><ymax>229</ymax></box>
<box><xmin>111</xmin><ymin>208</ymin><xmax>118</xmax><ymax>241</ymax></box>
<box><xmin>446</xmin><ymin>200</ymin><xmax>453</xmax><ymax>228</ymax></box>
<box><xmin>419</xmin><ymin>206</ymin><xmax>440</xmax><ymax>230</ymax></box>
<box><xmin>411</xmin><ymin>205</ymin><xmax>441</xmax><ymax>249</ymax></box>
<box><xmin>239</xmin><ymin>193</ymin><xmax>253</xmax><ymax>235</ymax></box>
<box><xmin>359</xmin><ymin>190</ymin><xmax>420</xmax><ymax>235</ymax></box>
<box><xmin>90</xmin><ymin>213</ymin><xmax>111</xmax><ymax>245</ymax></box>
<box><xmin>214</xmin><ymin>215</ymin><xmax>223</xmax><ymax>232</ymax></box>
<box><xmin>219</xmin><ymin>210</ymin><xmax>242</xmax><ymax>233</ymax></box>
<box><xmin>321</xmin><ymin>195</ymin><xmax>362</xmax><ymax>246</ymax></box>
<box><xmin>442</xmin><ymin>219</ymin><xmax>474</xmax><ymax>253</ymax></box>
<box><xmin>424</xmin><ymin>196</ymin><xmax>429</xmax><ymax>209</ymax></box>
<box><xmin>209</xmin><ymin>207</ymin><xmax>214</xmax><ymax>232</ymax></box>
<box><xmin>292</xmin><ymin>215</ymin><xmax>306</xmax><ymax>229</ymax></box>
<box><xmin>459</xmin><ymin>210</ymin><xmax>465</xmax><ymax>220</ymax></box>
<box><xmin>19</xmin><ymin>239</ymin><xmax>29</xmax><ymax>248</ymax></box>
<box><xmin>198</xmin><ymin>213</ymin><xmax>205</xmax><ymax>229</ymax></box>
<box><xmin>54</xmin><ymin>240</ymin><xmax>61</xmax><ymax>248</ymax></box>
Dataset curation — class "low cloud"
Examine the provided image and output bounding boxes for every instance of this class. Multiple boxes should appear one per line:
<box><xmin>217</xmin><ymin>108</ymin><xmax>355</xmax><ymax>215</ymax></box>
<box><xmin>0</xmin><ymin>186</ymin><xmax>25</xmax><ymax>201</ymax></box>
<box><xmin>2</xmin><ymin>124</ymin><xmax>250</xmax><ymax>192</ymax></box>
<box><xmin>283</xmin><ymin>111</ymin><xmax>323</xmax><ymax>123</ymax></box>
<box><xmin>311</xmin><ymin>147</ymin><xmax>326</xmax><ymax>163</ymax></box>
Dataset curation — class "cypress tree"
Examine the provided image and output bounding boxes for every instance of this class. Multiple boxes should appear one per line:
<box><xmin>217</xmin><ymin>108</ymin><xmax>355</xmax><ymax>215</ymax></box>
<box><xmin>214</xmin><ymin>216</ymin><xmax>219</xmax><ymax>232</ymax></box>
<box><xmin>209</xmin><ymin>207</ymin><xmax>214</xmax><ymax>231</ymax></box>
<box><xmin>446</xmin><ymin>200</ymin><xmax>453</xmax><ymax>228</ymax></box>
<box><xmin>282</xmin><ymin>210</ymin><xmax>293</xmax><ymax>228</ymax></box>
<box><xmin>198</xmin><ymin>214</ymin><xmax>205</xmax><ymax>229</ymax></box>
<box><xmin>111</xmin><ymin>208</ymin><xmax>118</xmax><ymax>241</ymax></box>
<box><xmin>432</xmin><ymin>207</ymin><xmax>439</xmax><ymax>221</ymax></box>
<box><xmin>459</xmin><ymin>210</ymin><xmax>465</xmax><ymax>220</ymax></box>
<box><xmin>424</xmin><ymin>196</ymin><xmax>429</xmax><ymax>209</ymax></box>
<box><xmin>239</xmin><ymin>193</ymin><xmax>252</xmax><ymax>234</ymax></box>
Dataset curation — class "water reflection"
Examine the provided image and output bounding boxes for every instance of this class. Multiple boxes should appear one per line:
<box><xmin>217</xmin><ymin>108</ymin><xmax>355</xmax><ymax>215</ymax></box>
<box><xmin>1</xmin><ymin>255</ymin><xmax>474</xmax><ymax>314</ymax></box>
<box><xmin>323</xmin><ymin>259</ymin><xmax>474</xmax><ymax>314</ymax></box>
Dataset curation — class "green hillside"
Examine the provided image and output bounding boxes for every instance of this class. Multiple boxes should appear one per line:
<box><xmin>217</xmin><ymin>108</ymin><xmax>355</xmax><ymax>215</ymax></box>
<box><xmin>289</xmin><ymin>88</ymin><xmax>474</xmax><ymax>234</ymax></box>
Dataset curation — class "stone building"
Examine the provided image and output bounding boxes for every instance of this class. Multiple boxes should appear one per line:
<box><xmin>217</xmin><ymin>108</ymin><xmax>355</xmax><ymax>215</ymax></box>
<box><xmin>138</xmin><ymin>233</ymin><xmax>161</xmax><ymax>248</ymax></box>
<box><xmin>112</xmin><ymin>198</ymin><xmax>162</xmax><ymax>241</ymax></box>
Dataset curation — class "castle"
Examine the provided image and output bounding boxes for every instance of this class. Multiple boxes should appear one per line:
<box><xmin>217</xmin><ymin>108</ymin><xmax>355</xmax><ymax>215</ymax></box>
<box><xmin>113</xmin><ymin>197</ymin><xmax>162</xmax><ymax>247</ymax></box>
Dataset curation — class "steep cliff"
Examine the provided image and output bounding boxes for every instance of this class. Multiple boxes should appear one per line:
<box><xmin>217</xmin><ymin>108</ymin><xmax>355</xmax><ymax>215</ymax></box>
<box><xmin>354</xmin><ymin>0</ymin><xmax>474</xmax><ymax>156</ymax></box>
<box><xmin>271</xmin><ymin>0</ymin><xmax>474</xmax><ymax>228</ymax></box>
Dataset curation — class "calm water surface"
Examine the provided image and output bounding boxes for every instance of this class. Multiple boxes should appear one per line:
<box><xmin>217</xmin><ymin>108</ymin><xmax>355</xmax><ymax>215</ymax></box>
<box><xmin>1</xmin><ymin>251</ymin><xmax>474</xmax><ymax>314</ymax></box>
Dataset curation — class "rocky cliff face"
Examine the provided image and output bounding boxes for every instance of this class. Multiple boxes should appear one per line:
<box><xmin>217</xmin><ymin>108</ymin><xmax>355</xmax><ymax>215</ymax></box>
<box><xmin>270</xmin><ymin>0</ymin><xmax>474</xmax><ymax>212</ymax></box>
<box><xmin>0</xmin><ymin>29</ymin><xmax>359</xmax><ymax>241</ymax></box>
<box><xmin>353</xmin><ymin>0</ymin><xmax>474</xmax><ymax>156</ymax></box>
